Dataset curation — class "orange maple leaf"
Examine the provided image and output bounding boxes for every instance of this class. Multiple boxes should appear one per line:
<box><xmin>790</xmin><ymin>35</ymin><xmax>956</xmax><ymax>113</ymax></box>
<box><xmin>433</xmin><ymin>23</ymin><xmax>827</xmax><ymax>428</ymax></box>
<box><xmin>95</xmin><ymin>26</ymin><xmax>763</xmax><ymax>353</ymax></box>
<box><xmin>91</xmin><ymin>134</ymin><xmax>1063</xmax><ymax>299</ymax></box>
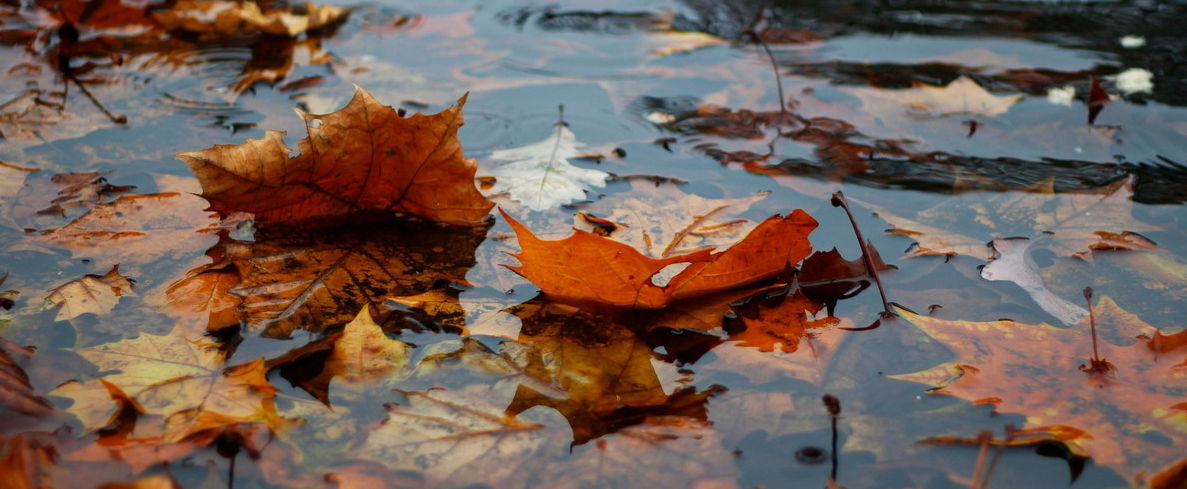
<box><xmin>501</xmin><ymin>208</ymin><xmax>817</xmax><ymax>309</ymax></box>
<box><xmin>178</xmin><ymin>87</ymin><xmax>493</xmax><ymax>226</ymax></box>
<box><xmin>893</xmin><ymin>299</ymin><xmax>1187</xmax><ymax>481</ymax></box>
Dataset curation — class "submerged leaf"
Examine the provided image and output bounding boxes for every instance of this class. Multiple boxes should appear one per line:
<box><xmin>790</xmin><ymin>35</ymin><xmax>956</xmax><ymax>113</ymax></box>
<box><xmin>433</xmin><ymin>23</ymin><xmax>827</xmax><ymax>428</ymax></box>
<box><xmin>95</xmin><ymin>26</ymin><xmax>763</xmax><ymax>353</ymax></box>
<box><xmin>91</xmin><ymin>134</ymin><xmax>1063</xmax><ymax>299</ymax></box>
<box><xmin>867</xmin><ymin>176</ymin><xmax>1157</xmax><ymax>261</ymax></box>
<box><xmin>44</xmin><ymin>266</ymin><xmax>135</xmax><ymax>321</ymax></box>
<box><xmin>893</xmin><ymin>300</ymin><xmax>1187</xmax><ymax>479</ymax></box>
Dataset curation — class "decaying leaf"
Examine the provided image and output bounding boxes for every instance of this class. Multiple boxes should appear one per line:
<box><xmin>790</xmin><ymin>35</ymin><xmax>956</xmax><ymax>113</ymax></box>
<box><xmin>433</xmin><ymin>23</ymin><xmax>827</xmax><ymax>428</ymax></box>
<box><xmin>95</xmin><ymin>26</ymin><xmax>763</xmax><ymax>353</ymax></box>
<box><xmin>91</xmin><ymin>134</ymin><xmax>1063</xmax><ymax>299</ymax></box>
<box><xmin>503</xmin><ymin>206</ymin><xmax>816</xmax><ymax>309</ymax></box>
<box><xmin>893</xmin><ymin>299</ymin><xmax>1187</xmax><ymax>479</ymax></box>
<box><xmin>153</xmin><ymin>0</ymin><xmax>348</xmax><ymax>38</ymax></box>
<box><xmin>44</xmin><ymin>266</ymin><xmax>135</xmax><ymax>321</ymax></box>
<box><xmin>0</xmin><ymin>336</ymin><xmax>53</xmax><ymax>417</ymax></box>
<box><xmin>852</xmin><ymin>76</ymin><xmax>1022</xmax><ymax>124</ymax></box>
<box><xmin>487</xmin><ymin>123</ymin><xmax>609</xmax><ymax>211</ymax></box>
<box><xmin>178</xmin><ymin>87</ymin><xmax>493</xmax><ymax>226</ymax></box>
<box><xmin>51</xmin><ymin>332</ymin><xmax>289</xmax><ymax>442</ymax></box>
<box><xmin>866</xmin><ymin>176</ymin><xmax>1157</xmax><ymax>261</ymax></box>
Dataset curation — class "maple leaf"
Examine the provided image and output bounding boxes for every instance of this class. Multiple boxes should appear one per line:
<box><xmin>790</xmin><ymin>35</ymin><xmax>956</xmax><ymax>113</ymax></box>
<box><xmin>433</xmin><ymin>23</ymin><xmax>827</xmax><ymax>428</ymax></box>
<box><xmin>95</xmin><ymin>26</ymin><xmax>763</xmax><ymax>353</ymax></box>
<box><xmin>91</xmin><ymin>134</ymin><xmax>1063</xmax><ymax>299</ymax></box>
<box><xmin>0</xmin><ymin>336</ymin><xmax>53</xmax><ymax>417</ymax></box>
<box><xmin>178</xmin><ymin>87</ymin><xmax>493</xmax><ymax>226</ymax></box>
<box><xmin>865</xmin><ymin>176</ymin><xmax>1157</xmax><ymax>261</ymax></box>
<box><xmin>852</xmin><ymin>76</ymin><xmax>1022</xmax><ymax>124</ymax></box>
<box><xmin>356</xmin><ymin>386</ymin><xmax>561</xmax><ymax>488</ymax></box>
<box><xmin>892</xmin><ymin>299</ymin><xmax>1187</xmax><ymax>480</ymax></box>
<box><xmin>18</xmin><ymin>191</ymin><xmax>222</xmax><ymax>272</ymax></box>
<box><xmin>210</xmin><ymin>217</ymin><xmax>488</xmax><ymax>337</ymax></box>
<box><xmin>152</xmin><ymin>0</ymin><xmax>348</xmax><ymax>38</ymax></box>
<box><xmin>486</xmin><ymin>122</ymin><xmax>609</xmax><ymax>211</ymax></box>
<box><xmin>502</xmin><ymin>205</ymin><xmax>816</xmax><ymax>309</ymax></box>
<box><xmin>51</xmin><ymin>332</ymin><xmax>289</xmax><ymax>442</ymax></box>
<box><xmin>43</xmin><ymin>265</ymin><xmax>135</xmax><ymax>321</ymax></box>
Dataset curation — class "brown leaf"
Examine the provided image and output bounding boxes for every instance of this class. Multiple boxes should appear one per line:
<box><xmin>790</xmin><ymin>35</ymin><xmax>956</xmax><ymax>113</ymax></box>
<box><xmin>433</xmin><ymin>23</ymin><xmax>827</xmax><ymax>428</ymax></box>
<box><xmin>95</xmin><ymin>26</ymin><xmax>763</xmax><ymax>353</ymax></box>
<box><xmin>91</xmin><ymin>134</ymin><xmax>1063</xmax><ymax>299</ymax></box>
<box><xmin>503</xmin><ymin>207</ymin><xmax>816</xmax><ymax>309</ymax></box>
<box><xmin>178</xmin><ymin>87</ymin><xmax>493</xmax><ymax>226</ymax></box>
<box><xmin>852</xmin><ymin>76</ymin><xmax>1022</xmax><ymax>124</ymax></box>
<box><xmin>44</xmin><ymin>265</ymin><xmax>135</xmax><ymax>321</ymax></box>
<box><xmin>51</xmin><ymin>331</ymin><xmax>291</xmax><ymax>442</ymax></box>
<box><xmin>21</xmin><ymin>191</ymin><xmax>221</xmax><ymax>272</ymax></box>
<box><xmin>893</xmin><ymin>299</ymin><xmax>1187</xmax><ymax>480</ymax></box>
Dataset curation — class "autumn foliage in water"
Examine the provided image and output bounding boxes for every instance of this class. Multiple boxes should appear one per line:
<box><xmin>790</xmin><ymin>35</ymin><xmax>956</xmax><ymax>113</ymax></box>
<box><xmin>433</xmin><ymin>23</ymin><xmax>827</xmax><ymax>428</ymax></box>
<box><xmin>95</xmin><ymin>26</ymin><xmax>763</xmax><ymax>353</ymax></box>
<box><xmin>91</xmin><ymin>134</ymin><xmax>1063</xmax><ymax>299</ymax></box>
<box><xmin>2</xmin><ymin>0</ymin><xmax>1187</xmax><ymax>488</ymax></box>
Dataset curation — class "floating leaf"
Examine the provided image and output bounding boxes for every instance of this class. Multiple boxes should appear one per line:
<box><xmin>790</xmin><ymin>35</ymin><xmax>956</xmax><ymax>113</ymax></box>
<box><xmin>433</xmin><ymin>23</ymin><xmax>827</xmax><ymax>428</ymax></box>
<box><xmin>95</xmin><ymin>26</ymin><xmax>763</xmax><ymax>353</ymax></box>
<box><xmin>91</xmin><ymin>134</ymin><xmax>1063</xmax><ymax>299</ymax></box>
<box><xmin>502</xmin><ymin>207</ymin><xmax>816</xmax><ymax>309</ymax></box>
<box><xmin>178</xmin><ymin>88</ymin><xmax>493</xmax><ymax>226</ymax></box>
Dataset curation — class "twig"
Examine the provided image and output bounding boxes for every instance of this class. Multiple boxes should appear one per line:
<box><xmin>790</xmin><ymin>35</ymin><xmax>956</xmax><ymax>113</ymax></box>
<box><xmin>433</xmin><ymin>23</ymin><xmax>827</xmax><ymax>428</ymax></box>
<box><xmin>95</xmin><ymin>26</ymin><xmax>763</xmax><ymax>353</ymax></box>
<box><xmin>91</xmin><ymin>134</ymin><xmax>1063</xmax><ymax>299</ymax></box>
<box><xmin>830</xmin><ymin>191</ymin><xmax>893</xmax><ymax>316</ymax></box>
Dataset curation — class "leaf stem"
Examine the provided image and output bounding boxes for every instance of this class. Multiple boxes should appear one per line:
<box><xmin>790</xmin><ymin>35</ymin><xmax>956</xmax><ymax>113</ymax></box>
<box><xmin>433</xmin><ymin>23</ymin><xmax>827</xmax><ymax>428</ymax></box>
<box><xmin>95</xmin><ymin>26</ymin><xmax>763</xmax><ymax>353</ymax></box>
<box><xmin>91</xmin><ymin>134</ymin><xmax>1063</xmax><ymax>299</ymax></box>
<box><xmin>830</xmin><ymin>191</ymin><xmax>893</xmax><ymax>316</ymax></box>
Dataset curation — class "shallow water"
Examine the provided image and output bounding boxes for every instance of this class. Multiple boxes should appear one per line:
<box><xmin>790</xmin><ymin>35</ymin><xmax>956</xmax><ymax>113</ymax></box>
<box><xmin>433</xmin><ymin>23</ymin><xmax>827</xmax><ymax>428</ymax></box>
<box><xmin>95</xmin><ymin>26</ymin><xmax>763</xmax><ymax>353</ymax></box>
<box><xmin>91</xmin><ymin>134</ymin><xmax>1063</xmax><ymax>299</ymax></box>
<box><xmin>2</xmin><ymin>0</ymin><xmax>1186</xmax><ymax>488</ymax></box>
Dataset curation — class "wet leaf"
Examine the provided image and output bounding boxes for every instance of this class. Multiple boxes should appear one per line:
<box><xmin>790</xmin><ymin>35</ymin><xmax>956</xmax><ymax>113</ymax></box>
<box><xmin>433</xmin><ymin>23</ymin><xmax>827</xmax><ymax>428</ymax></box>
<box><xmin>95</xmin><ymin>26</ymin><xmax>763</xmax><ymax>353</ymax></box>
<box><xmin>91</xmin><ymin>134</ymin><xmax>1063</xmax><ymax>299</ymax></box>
<box><xmin>502</xmin><ymin>206</ymin><xmax>816</xmax><ymax>309</ymax></box>
<box><xmin>323</xmin><ymin>306</ymin><xmax>410</xmax><ymax>386</ymax></box>
<box><xmin>866</xmin><ymin>176</ymin><xmax>1157</xmax><ymax>261</ymax></box>
<box><xmin>44</xmin><ymin>265</ymin><xmax>135</xmax><ymax>321</ymax></box>
<box><xmin>51</xmin><ymin>332</ymin><xmax>289</xmax><ymax>442</ymax></box>
<box><xmin>487</xmin><ymin>123</ymin><xmax>609</xmax><ymax>211</ymax></box>
<box><xmin>18</xmin><ymin>191</ymin><xmax>221</xmax><ymax>272</ymax></box>
<box><xmin>893</xmin><ymin>299</ymin><xmax>1187</xmax><ymax>479</ymax></box>
<box><xmin>178</xmin><ymin>87</ymin><xmax>493</xmax><ymax>226</ymax></box>
<box><xmin>356</xmin><ymin>386</ymin><xmax>559</xmax><ymax>488</ymax></box>
<box><xmin>0</xmin><ymin>162</ymin><xmax>39</xmax><ymax>229</ymax></box>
